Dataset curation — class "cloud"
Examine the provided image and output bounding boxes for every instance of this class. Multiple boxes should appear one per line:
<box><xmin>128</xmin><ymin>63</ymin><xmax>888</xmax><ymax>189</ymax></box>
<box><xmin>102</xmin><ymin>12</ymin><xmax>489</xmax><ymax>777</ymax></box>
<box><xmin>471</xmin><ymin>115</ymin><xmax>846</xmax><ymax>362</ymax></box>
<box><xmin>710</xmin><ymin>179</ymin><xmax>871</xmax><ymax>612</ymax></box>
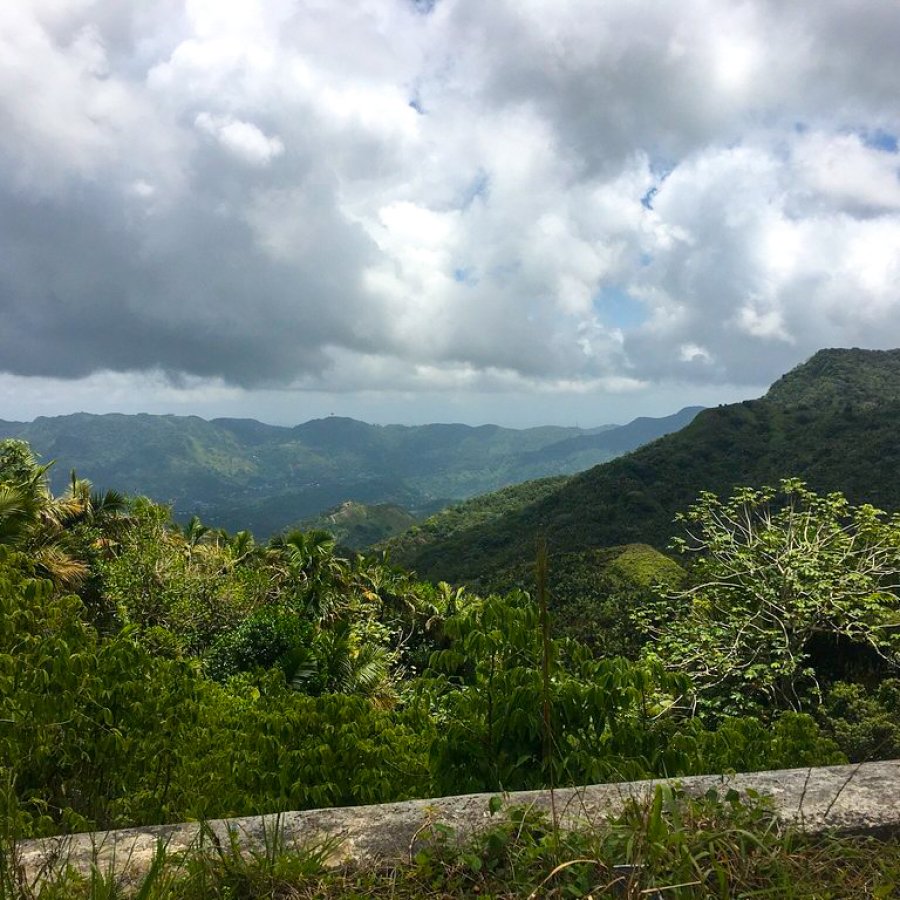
<box><xmin>0</xmin><ymin>0</ymin><xmax>899</xmax><ymax>414</ymax></box>
<box><xmin>194</xmin><ymin>113</ymin><xmax>285</xmax><ymax>166</ymax></box>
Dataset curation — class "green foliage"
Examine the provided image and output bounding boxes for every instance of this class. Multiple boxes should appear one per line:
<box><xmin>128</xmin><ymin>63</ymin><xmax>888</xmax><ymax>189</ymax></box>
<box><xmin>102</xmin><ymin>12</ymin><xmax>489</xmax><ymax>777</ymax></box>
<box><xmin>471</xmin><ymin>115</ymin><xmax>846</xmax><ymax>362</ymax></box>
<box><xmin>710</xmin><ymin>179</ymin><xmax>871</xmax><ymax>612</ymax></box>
<box><xmin>416</xmin><ymin>591</ymin><xmax>837</xmax><ymax>796</ymax></box>
<box><xmin>384</xmin><ymin>474</ymin><xmax>571</xmax><ymax>566</ymax></box>
<box><xmin>99</xmin><ymin>498</ymin><xmax>271</xmax><ymax>653</ymax></box>
<box><xmin>422</xmin><ymin>594</ymin><xmax>679</xmax><ymax>792</ymax></box>
<box><xmin>0</xmin><ymin>547</ymin><xmax>429</xmax><ymax>837</ymax></box>
<box><xmin>1</xmin><ymin>432</ymin><xmax>893</xmax><ymax>852</ymax></box>
<box><xmin>0</xmin><ymin>548</ymin><xmax>204</xmax><ymax>834</ymax></box>
<box><xmin>668</xmin><ymin>713</ymin><xmax>844</xmax><ymax>774</ymax></box>
<box><xmin>608</xmin><ymin>542</ymin><xmax>686</xmax><ymax>587</ymax></box>
<box><xmin>820</xmin><ymin>679</ymin><xmax>900</xmax><ymax>763</ymax></box>
<box><xmin>643</xmin><ymin>480</ymin><xmax>900</xmax><ymax>717</ymax></box>
<box><xmin>204</xmin><ymin>607</ymin><xmax>310</xmax><ymax>682</ymax></box>
<box><xmin>171</xmin><ymin>672</ymin><xmax>430</xmax><ymax>819</ymax></box>
<box><xmin>0</xmin><ymin>439</ymin><xmax>42</xmax><ymax>486</ymax></box>
<box><xmin>489</xmin><ymin>544</ymin><xmax>684</xmax><ymax>655</ymax></box>
<box><xmin>0</xmin><ymin>440</ymin><xmax>91</xmax><ymax>587</ymax></box>
<box><xmin>766</xmin><ymin>347</ymin><xmax>900</xmax><ymax>410</ymax></box>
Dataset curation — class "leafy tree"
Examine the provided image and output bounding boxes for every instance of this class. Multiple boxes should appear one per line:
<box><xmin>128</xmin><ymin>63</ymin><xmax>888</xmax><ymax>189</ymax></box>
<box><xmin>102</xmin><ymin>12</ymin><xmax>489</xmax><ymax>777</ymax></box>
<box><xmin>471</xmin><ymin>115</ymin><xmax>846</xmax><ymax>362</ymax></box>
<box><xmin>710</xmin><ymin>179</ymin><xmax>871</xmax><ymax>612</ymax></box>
<box><xmin>204</xmin><ymin>606</ymin><xmax>311</xmax><ymax>682</ymax></box>
<box><xmin>643</xmin><ymin>480</ymin><xmax>900</xmax><ymax>717</ymax></box>
<box><xmin>268</xmin><ymin>529</ymin><xmax>351</xmax><ymax>618</ymax></box>
<box><xmin>100</xmin><ymin>497</ymin><xmax>271</xmax><ymax>652</ymax></box>
<box><xmin>419</xmin><ymin>591</ymin><xmax>693</xmax><ymax>793</ymax></box>
<box><xmin>205</xmin><ymin>608</ymin><xmax>396</xmax><ymax>701</ymax></box>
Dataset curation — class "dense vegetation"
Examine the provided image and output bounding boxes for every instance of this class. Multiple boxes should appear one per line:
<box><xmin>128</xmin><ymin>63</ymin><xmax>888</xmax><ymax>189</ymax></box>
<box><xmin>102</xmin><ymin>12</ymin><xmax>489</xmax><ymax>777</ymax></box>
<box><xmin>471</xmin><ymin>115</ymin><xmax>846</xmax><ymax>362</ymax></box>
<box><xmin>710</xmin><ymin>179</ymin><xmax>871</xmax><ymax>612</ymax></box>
<box><xmin>2</xmin><ymin>421</ymin><xmax>899</xmax><ymax>850</ymax></box>
<box><xmin>0</xmin><ymin>407</ymin><xmax>701</xmax><ymax>538</ymax></box>
<box><xmin>392</xmin><ymin>348</ymin><xmax>900</xmax><ymax>584</ymax></box>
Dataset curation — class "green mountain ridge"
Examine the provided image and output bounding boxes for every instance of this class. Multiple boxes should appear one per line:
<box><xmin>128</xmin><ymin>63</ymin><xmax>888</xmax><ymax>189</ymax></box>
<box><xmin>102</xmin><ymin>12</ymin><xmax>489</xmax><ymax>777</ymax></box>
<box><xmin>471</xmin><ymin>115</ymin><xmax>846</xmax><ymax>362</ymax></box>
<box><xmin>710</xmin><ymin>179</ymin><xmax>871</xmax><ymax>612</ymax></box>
<box><xmin>766</xmin><ymin>347</ymin><xmax>900</xmax><ymax>409</ymax></box>
<box><xmin>0</xmin><ymin>407</ymin><xmax>702</xmax><ymax>537</ymax></box>
<box><xmin>389</xmin><ymin>348</ymin><xmax>900</xmax><ymax>584</ymax></box>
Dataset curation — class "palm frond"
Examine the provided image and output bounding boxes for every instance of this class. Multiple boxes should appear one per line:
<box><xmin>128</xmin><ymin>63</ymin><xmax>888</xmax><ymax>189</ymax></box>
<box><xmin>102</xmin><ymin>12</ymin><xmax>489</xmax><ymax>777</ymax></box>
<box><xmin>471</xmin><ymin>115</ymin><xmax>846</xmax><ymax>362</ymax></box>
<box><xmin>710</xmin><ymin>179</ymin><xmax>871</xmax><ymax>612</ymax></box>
<box><xmin>0</xmin><ymin>485</ymin><xmax>39</xmax><ymax>546</ymax></box>
<box><xmin>32</xmin><ymin>545</ymin><xmax>89</xmax><ymax>588</ymax></box>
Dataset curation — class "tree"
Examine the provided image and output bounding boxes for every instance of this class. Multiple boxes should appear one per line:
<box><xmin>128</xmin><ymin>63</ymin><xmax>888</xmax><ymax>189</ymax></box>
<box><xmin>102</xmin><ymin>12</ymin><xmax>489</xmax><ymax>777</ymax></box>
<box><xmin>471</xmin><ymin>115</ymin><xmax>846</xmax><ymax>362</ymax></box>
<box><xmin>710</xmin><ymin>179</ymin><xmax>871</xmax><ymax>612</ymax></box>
<box><xmin>268</xmin><ymin>529</ymin><xmax>350</xmax><ymax>618</ymax></box>
<box><xmin>0</xmin><ymin>442</ymin><xmax>89</xmax><ymax>587</ymax></box>
<box><xmin>419</xmin><ymin>591</ymin><xmax>693</xmax><ymax>794</ymax></box>
<box><xmin>644</xmin><ymin>479</ymin><xmax>900</xmax><ymax>717</ymax></box>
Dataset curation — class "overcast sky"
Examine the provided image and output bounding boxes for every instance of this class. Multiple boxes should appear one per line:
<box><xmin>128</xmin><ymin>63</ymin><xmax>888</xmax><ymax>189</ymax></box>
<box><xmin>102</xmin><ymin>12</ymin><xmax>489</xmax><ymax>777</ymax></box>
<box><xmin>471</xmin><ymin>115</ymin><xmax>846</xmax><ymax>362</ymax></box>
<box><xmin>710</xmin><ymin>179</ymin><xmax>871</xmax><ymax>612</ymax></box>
<box><xmin>1</xmin><ymin>0</ymin><xmax>899</xmax><ymax>427</ymax></box>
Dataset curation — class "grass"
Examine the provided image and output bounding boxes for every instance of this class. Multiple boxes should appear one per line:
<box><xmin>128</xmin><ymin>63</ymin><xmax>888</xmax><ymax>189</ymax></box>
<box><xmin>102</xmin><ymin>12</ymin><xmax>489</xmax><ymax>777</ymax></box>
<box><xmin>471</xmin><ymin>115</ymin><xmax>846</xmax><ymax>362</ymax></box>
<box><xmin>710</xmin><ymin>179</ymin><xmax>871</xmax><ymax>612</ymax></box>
<box><xmin>4</xmin><ymin>788</ymin><xmax>900</xmax><ymax>899</ymax></box>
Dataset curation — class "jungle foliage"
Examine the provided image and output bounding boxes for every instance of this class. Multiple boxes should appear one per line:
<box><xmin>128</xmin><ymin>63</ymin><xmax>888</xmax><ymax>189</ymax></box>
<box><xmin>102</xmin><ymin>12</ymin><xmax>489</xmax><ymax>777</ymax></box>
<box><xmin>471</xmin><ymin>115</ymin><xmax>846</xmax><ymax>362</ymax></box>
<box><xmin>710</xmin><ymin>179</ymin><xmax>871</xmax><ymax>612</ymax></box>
<box><xmin>0</xmin><ymin>434</ymin><xmax>898</xmax><ymax>845</ymax></box>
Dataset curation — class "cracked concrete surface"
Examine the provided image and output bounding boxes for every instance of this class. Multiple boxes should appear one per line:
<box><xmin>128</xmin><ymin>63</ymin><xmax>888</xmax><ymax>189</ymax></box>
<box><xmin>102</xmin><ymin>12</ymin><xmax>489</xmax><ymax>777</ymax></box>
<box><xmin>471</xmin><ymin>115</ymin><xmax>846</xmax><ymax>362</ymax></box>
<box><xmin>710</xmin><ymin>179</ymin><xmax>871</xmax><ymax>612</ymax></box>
<box><xmin>13</xmin><ymin>760</ymin><xmax>900</xmax><ymax>886</ymax></box>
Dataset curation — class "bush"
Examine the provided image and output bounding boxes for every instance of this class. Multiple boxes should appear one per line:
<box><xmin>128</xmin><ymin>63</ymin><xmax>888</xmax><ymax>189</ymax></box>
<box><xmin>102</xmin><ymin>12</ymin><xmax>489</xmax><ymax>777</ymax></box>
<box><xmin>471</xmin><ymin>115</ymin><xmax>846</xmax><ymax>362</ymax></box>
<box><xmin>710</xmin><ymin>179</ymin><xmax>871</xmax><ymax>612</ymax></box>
<box><xmin>819</xmin><ymin>680</ymin><xmax>900</xmax><ymax>763</ymax></box>
<box><xmin>204</xmin><ymin>607</ymin><xmax>309</xmax><ymax>681</ymax></box>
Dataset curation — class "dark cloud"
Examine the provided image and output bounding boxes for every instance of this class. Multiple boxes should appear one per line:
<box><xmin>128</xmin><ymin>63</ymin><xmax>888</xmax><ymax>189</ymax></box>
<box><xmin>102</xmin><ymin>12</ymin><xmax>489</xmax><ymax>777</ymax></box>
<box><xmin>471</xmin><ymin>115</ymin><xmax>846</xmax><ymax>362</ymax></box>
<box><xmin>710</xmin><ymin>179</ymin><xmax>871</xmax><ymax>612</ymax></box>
<box><xmin>0</xmin><ymin>0</ymin><xmax>899</xmax><ymax>415</ymax></box>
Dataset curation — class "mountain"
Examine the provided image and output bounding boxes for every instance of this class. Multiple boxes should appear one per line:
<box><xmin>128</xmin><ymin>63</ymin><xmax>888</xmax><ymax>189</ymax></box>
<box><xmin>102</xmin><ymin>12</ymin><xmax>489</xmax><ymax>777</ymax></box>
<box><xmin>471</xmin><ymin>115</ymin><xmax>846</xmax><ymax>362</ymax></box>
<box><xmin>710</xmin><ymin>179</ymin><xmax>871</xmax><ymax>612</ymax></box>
<box><xmin>389</xmin><ymin>349</ymin><xmax>900</xmax><ymax>584</ymax></box>
<box><xmin>0</xmin><ymin>407</ymin><xmax>702</xmax><ymax>537</ymax></box>
<box><xmin>299</xmin><ymin>501</ymin><xmax>418</xmax><ymax>550</ymax></box>
<box><xmin>512</xmin><ymin>407</ymin><xmax>703</xmax><ymax>471</ymax></box>
<box><xmin>766</xmin><ymin>347</ymin><xmax>900</xmax><ymax>410</ymax></box>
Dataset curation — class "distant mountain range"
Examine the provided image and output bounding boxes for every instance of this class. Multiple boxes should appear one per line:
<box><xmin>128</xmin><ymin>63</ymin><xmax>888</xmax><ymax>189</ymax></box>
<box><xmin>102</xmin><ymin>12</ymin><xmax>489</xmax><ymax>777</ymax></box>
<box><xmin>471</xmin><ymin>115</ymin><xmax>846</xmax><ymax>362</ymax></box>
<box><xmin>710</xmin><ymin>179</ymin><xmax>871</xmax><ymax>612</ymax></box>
<box><xmin>0</xmin><ymin>406</ymin><xmax>703</xmax><ymax>538</ymax></box>
<box><xmin>387</xmin><ymin>348</ymin><xmax>900</xmax><ymax>585</ymax></box>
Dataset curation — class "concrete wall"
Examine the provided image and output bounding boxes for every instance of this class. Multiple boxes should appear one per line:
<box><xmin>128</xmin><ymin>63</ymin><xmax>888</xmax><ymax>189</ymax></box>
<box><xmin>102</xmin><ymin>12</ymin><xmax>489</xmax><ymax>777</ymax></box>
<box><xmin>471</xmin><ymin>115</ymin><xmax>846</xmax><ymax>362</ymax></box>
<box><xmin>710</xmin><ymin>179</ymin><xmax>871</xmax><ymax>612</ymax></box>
<box><xmin>15</xmin><ymin>760</ymin><xmax>900</xmax><ymax>886</ymax></box>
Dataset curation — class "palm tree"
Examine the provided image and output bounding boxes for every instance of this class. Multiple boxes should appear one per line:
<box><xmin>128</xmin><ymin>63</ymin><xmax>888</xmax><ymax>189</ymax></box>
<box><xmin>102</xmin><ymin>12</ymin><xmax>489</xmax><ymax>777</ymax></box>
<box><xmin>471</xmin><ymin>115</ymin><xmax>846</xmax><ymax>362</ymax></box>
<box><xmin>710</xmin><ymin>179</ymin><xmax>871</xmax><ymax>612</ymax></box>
<box><xmin>0</xmin><ymin>451</ymin><xmax>88</xmax><ymax>587</ymax></box>
<box><xmin>268</xmin><ymin>529</ymin><xmax>350</xmax><ymax>619</ymax></box>
<box><xmin>62</xmin><ymin>472</ymin><xmax>130</xmax><ymax>530</ymax></box>
<box><xmin>283</xmin><ymin>618</ymin><xmax>395</xmax><ymax>701</ymax></box>
<box><xmin>0</xmin><ymin>482</ymin><xmax>41</xmax><ymax>547</ymax></box>
<box><xmin>179</xmin><ymin>515</ymin><xmax>212</xmax><ymax>565</ymax></box>
<box><xmin>228</xmin><ymin>530</ymin><xmax>258</xmax><ymax>566</ymax></box>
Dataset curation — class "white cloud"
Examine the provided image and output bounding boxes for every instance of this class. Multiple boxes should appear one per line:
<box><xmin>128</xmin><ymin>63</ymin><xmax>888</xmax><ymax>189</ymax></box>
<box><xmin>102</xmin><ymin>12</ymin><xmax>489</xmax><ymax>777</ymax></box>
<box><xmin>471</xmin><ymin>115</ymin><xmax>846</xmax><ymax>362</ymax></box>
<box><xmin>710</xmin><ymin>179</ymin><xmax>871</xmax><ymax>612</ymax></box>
<box><xmin>791</xmin><ymin>131</ymin><xmax>900</xmax><ymax>214</ymax></box>
<box><xmin>195</xmin><ymin>112</ymin><xmax>284</xmax><ymax>166</ymax></box>
<box><xmin>1</xmin><ymin>0</ymin><xmax>900</xmax><ymax>423</ymax></box>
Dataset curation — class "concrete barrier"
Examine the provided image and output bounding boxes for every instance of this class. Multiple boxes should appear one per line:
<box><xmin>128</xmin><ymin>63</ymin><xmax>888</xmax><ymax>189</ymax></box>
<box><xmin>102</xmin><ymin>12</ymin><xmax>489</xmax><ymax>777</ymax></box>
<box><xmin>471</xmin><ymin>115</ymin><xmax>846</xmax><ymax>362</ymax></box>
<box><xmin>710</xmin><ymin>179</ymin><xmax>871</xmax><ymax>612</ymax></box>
<box><xmin>14</xmin><ymin>760</ymin><xmax>900</xmax><ymax>885</ymax></box>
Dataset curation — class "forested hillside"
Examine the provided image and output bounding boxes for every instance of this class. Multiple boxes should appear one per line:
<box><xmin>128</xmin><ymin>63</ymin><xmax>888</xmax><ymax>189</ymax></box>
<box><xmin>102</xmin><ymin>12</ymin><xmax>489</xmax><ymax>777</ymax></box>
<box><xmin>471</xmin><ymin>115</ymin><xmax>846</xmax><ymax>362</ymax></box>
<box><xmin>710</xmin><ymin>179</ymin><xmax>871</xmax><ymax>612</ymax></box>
<box><xmin>4</xmin><ymin>347</ymin><xmax>900</xmax><ymax>887</ymax></box>
<box><xmin>0</xmin><ymin>407</ymin><xmax>701</xmax><ymax>538</ymax></box>
<box><xmin>392</xmin><ymin>349</ymin><xmax>900</xmax><ymax>584</ymax></box>
<box><xmin>3</xmin><ymin>430</ymin><xmax>900</xmax><ymax>855</ymax></box>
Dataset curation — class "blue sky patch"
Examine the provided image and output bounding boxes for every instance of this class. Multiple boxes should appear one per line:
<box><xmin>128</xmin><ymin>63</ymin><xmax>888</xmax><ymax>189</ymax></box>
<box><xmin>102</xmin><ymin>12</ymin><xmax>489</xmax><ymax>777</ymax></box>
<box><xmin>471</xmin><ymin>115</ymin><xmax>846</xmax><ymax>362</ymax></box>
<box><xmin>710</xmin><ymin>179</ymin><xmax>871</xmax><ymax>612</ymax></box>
<box><xmin>861</xmin><ymin>129</ymin><xmax>898</xmax><ymax>153</ymax></box>
<box><xmin>593</xmin><ymin>285</ymin><xmax>648</xmax><ymax>329</ymax></box>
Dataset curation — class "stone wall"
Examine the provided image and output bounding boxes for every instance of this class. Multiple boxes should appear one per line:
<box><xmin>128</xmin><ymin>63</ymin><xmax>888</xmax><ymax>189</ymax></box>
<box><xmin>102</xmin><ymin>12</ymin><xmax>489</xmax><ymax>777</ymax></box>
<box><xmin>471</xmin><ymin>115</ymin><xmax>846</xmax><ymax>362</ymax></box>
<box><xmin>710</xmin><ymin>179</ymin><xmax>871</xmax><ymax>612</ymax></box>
<box><xmin>15</xmin><ymin>760</ymin><xmax>900</xmax><ymax>886</ymax></box>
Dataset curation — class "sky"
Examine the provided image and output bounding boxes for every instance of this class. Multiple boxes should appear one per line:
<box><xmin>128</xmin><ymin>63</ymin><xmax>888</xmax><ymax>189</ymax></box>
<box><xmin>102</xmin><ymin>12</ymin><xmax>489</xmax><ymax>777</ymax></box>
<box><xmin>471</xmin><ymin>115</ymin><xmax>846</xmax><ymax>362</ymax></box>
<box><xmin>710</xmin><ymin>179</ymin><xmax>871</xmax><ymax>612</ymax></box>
<box><xmin>1</xmin><ymin>0</ymin><xmax>899</xmax><ymax>428</ymax></box>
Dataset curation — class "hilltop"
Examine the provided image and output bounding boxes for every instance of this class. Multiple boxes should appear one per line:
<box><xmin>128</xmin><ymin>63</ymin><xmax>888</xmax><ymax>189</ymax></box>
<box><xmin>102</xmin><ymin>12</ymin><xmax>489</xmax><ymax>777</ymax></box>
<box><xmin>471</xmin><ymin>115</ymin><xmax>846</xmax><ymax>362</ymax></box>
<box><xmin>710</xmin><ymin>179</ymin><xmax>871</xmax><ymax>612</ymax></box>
<box><xmin>766</xmin><ymin>347</ymin><xmax>900</xmax><ymax>409</ymax></box>
<box><xmin>299</xmin><ymin>501</ymin><xmax>418</xmax><ymax>550</ymax></box>
<box><xmin>389</xmin><ymin>349</ymin><xmax>900</xmax><ymax>584</ymax></box>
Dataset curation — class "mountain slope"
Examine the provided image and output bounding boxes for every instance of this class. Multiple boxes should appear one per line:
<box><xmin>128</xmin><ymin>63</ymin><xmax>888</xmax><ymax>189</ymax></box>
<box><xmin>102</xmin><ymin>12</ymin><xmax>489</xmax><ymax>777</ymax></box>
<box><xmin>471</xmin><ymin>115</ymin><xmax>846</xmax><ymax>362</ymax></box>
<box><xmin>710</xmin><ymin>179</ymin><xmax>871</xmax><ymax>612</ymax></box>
<box><xmin>391</xmin><ymin>349</ymin><xmax>900</xmax><ymax>584</ymax></box>
<box><xmin>0</xmin><ymin>407</ymin><xmax>701</xmax><ymax>536</ymax></box>
<box><xmin>299</xmin><ymin>501</ymin><xmax>418</xmax><ymax>550</ymax></box>
<box><xmin>515</xmin><ymin>407</ymin><xmax>703</xmax><ymax>470</ymax></box>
